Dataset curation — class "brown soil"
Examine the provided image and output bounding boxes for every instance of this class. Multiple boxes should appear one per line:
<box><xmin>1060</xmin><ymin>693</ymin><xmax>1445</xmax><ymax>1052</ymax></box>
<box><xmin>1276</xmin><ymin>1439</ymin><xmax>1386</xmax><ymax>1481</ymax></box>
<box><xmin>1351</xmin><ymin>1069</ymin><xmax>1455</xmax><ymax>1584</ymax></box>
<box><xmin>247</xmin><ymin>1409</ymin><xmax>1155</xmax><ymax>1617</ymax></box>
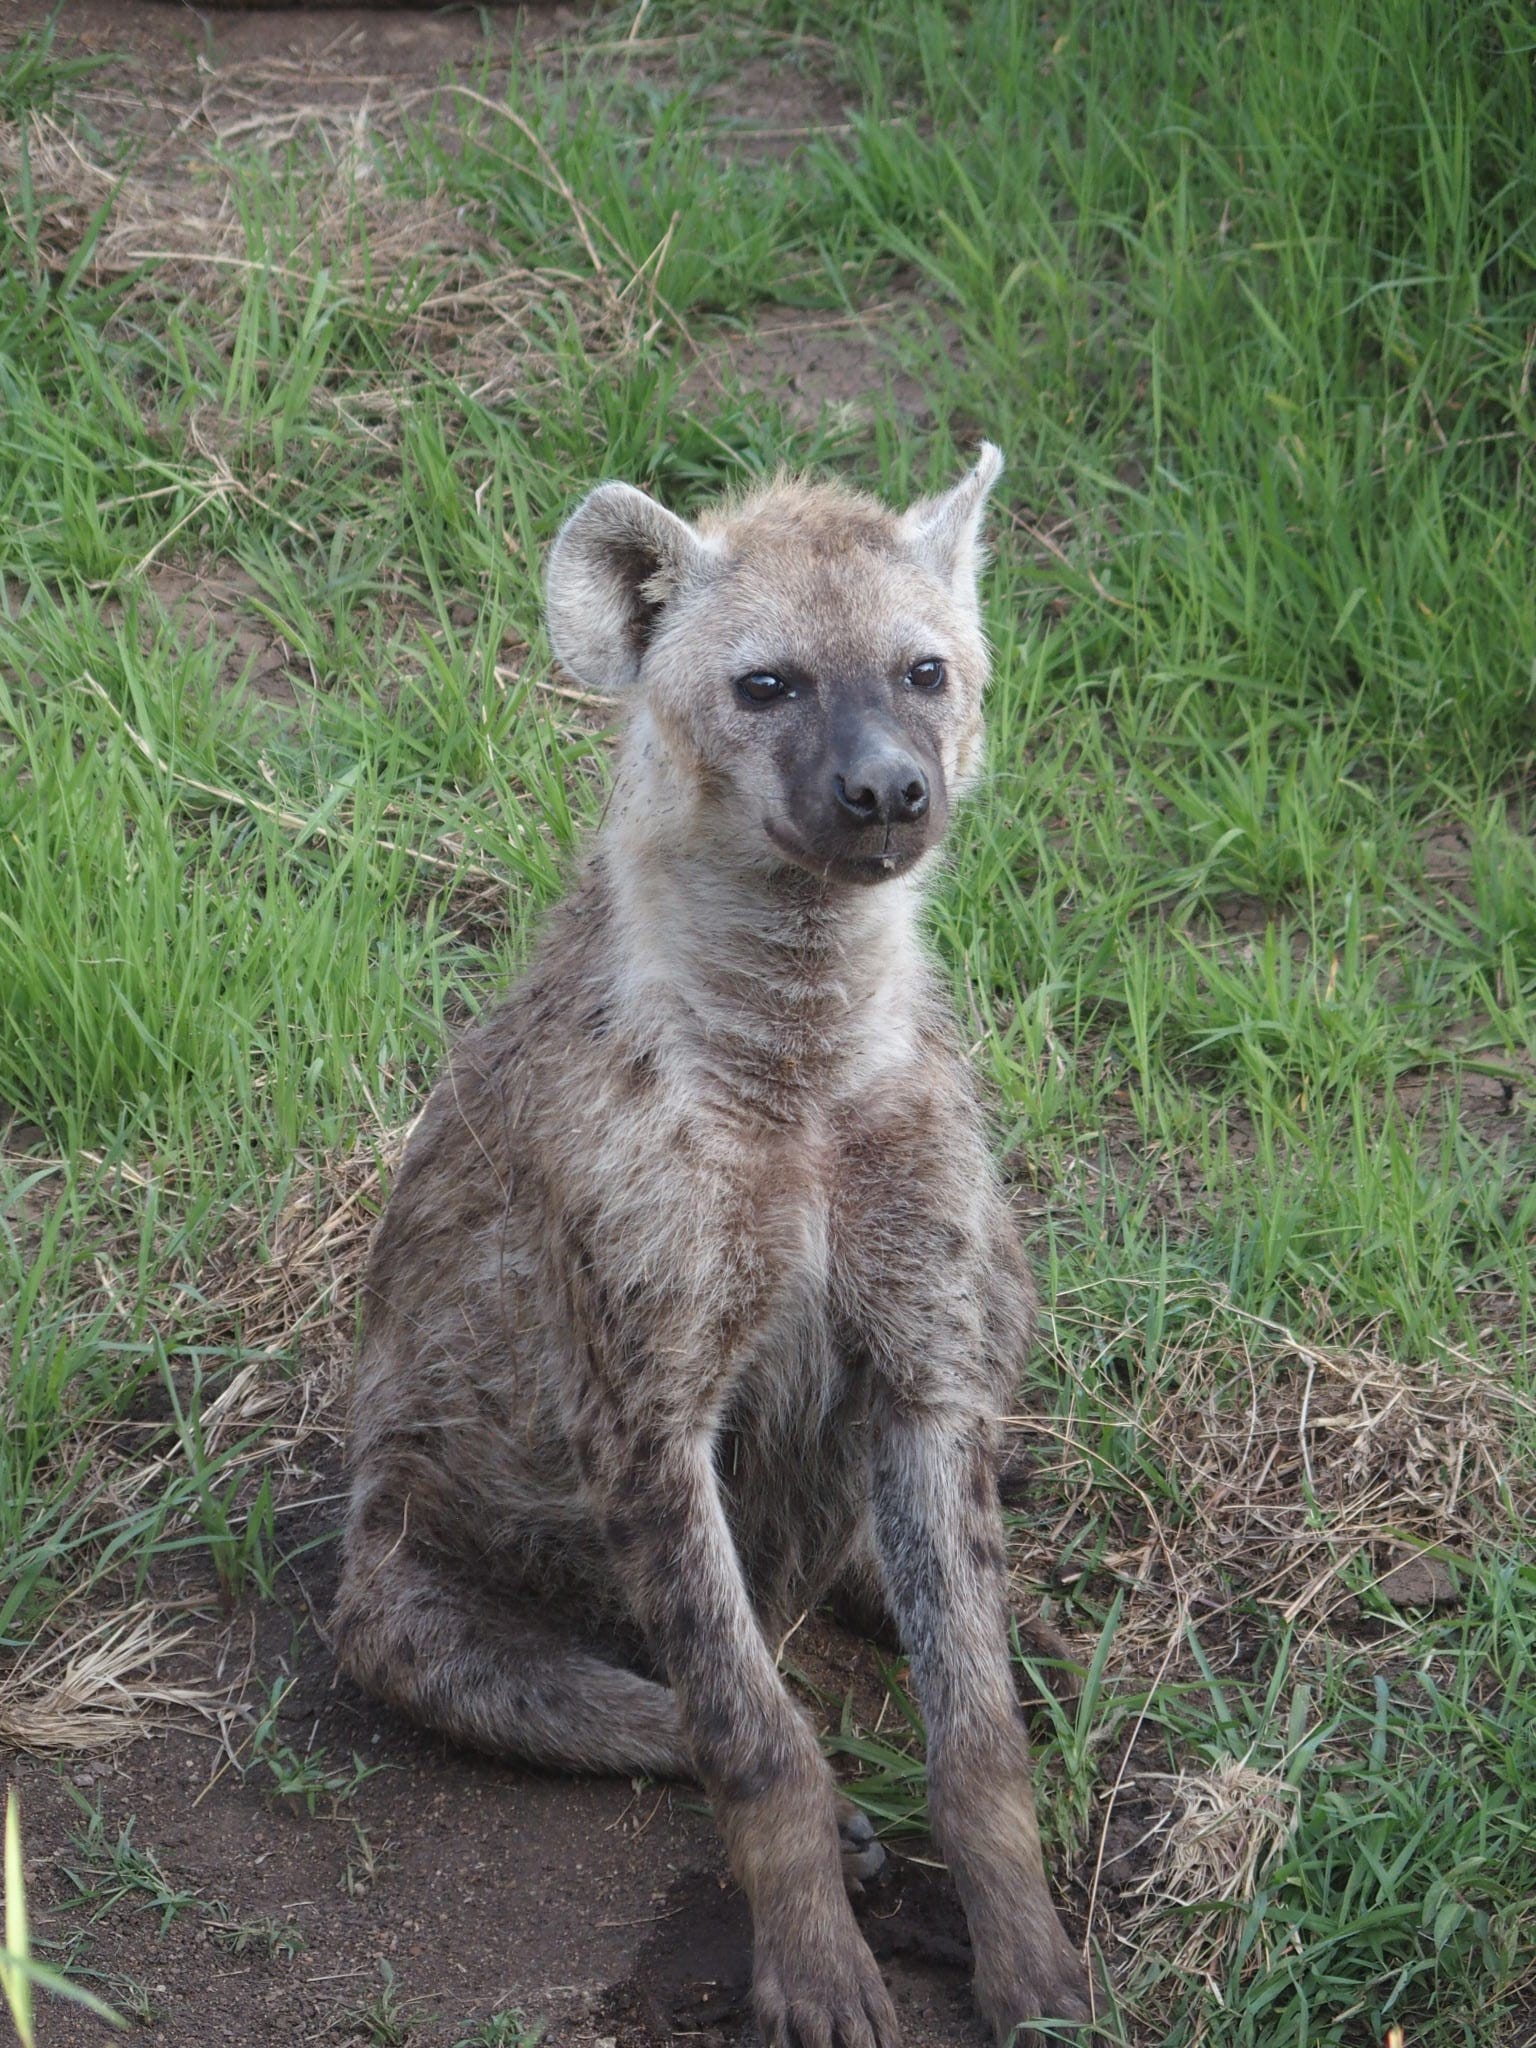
<box><xmin>4</xmin><ymin>1</ymin><xmax>582</xmax><ymax>97</ymax></box>
<box><xmin>687</xmin><ymin>302</ymin><xmax>941</xmax><ymax>433</ymax></box>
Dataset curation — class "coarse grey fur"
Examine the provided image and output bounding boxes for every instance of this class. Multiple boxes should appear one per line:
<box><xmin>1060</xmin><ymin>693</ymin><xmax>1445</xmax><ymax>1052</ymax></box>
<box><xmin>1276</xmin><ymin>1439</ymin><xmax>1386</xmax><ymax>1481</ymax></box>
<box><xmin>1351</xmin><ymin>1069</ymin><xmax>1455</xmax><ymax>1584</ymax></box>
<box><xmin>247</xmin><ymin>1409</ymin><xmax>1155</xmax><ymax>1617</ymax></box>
<box><xmin>334</xmin><ymin>448</ymin><xmax>1093</xmax><ymax>2047</ymax></box>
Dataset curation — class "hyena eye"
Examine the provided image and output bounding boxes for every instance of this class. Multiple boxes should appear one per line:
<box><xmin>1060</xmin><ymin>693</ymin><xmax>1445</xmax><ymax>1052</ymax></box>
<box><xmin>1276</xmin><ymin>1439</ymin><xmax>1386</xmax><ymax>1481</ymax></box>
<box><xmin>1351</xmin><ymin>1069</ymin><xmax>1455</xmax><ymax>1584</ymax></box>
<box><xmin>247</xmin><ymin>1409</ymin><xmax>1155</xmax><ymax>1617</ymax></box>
<box><xmin>906</xmin><ymin>657</ymin><xmax>947</xmax><ymax>692</ymax></box>
<box><xmin>737</xmin><ymin>671</ymin><xmax>793</xmax><ymax>705</ymax></box>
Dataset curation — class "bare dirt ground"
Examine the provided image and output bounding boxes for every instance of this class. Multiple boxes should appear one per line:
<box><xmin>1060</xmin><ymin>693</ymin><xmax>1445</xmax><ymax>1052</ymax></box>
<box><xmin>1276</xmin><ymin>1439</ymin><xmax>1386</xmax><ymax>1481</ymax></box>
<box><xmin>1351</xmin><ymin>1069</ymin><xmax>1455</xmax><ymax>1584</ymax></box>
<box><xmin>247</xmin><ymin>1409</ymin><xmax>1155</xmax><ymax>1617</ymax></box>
<box><xmin>0</xmin><ymin>7</ymin><xmax>1071</xmax><ymax>2046</ymax></box>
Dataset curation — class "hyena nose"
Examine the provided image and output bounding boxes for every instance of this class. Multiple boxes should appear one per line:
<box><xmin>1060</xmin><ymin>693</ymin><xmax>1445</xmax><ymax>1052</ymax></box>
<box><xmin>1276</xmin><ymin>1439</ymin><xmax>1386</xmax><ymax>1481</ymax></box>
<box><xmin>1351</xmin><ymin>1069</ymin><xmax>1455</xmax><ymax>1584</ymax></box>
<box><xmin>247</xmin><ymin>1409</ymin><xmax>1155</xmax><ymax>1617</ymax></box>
<box><xmin>834</xmin><ymin>758</ymin><xmax>930</xmax><ymax>827</ymax></box>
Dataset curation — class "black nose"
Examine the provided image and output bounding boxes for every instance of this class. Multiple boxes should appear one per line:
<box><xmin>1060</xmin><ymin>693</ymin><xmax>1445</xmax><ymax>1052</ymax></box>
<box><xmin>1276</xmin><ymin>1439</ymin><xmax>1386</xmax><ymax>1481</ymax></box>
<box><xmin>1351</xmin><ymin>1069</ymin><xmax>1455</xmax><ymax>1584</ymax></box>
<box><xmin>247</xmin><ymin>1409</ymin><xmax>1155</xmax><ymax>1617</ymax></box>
<box><xmin>833</xmin><ymin>761</ymin><xmax>929</xmax><ymax>827</ymax></box>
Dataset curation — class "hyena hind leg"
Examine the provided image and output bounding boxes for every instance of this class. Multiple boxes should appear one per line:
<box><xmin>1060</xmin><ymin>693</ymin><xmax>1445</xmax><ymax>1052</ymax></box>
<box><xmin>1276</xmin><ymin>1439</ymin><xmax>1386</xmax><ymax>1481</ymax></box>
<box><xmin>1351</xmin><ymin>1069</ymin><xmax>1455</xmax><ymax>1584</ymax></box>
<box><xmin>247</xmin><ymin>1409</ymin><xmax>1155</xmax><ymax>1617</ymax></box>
<box><xmin>332</xmin><ymin>1533</ymin><xmax>691</xmax><ymax>1777</ymax></box>
<box><xmin>334</xmin><ymin>1527</ymin><xmax>886</xmax><ymax>1883</ymax></box>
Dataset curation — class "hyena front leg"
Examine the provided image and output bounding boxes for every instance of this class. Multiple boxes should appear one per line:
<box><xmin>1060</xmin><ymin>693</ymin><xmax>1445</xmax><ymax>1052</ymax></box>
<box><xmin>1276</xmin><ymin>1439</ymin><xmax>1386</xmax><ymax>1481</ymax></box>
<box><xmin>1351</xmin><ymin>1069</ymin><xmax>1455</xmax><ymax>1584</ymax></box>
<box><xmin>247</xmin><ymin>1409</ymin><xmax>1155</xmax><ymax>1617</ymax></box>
<box><xmin>587</xmin><ymin>1421</ymin><xmax>900</xmax><ymax>2048</ymax></box>
<box><xmin>871</xmin><ymin>1403</ymin><xmax>1092</xmax><ymax>2045</ymax></box>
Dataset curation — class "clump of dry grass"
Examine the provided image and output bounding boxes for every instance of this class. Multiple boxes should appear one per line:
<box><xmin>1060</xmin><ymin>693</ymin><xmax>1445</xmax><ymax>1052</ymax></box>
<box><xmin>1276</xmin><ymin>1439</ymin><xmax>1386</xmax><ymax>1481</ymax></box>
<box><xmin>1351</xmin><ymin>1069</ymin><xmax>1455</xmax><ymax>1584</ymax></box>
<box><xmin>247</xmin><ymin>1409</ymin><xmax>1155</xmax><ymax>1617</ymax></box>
<box><xmin>0</xmin><ymin>92</ymin><xmax>657</xmax><ymax>399</ymax></box>
<box><xmin>1016</xmin><ymin>1290</ymin><xmax>1533</xmax><ymax>1654</ymax></box>
<box><xmin>0</xmin><ymin>1125</ymin><xmax>405</xmax><ymax>1747</ymax></box>
<box><xmin>0</xmin><ymin>1607</ymin><xmax>224</xmax><ymax>1755</ymax></box>
<box><xmin>1121</xmin><ymin>1756</ymin><xmax>1300</xmax><ymax>1976</ymax></box>
<box><xmin>1</xmin><ymin>1122</ymin><xmax>409</xmax><ymax>1646</ymax></box>
<box><xmin>215</xmin><ymin>1125</ymin><xmax>410</xmax><ymax>1422</ymax></box>
<box><xmin>1</xmin><ymin>109</ymin><xmax>482</xmax><ymax>304</ymax></box>
<box><xmin>114</xmin><ymin>1121</ymin><xmax>409</xmax><ymax>1455</ymax></box>
<box><xmin>1000</xmin><ymin>1286</ymin><xmax>1534</xmax><ymax>2020</ymax></box>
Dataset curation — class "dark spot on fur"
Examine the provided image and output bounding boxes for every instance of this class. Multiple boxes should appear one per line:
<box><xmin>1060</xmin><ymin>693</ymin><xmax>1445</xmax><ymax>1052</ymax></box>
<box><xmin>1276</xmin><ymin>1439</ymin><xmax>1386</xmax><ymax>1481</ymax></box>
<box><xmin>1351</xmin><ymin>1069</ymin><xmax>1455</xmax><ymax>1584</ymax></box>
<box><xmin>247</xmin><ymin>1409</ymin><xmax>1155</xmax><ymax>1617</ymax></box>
<box><xmin>712</xmin><ymin>1754</ymin><xmax>792</xmax><ymax>1805</ymax></box>
<box><xmin>686</xmin><ymin>1692</ymin><xmax>738</xmax><ymax>1770</ymax></box>
<box><xmin>361</xmin><ymin>1498</ymin><xmax>403</xmax><ymax>1544</ymax></box>
<box><xmin>693</xmin><ymin>762</ymin><xmax>732</xmax><ymax>807</ymax></box>
<box><xmin>611</xmin><ymin>1460</ymin><xmax>649</xmax><ymax>1511</ymax></box>
<box><xmin>665</xmin><ymin>1598</ymin><xmax>703</xmax><ymax>1649</ymax></box>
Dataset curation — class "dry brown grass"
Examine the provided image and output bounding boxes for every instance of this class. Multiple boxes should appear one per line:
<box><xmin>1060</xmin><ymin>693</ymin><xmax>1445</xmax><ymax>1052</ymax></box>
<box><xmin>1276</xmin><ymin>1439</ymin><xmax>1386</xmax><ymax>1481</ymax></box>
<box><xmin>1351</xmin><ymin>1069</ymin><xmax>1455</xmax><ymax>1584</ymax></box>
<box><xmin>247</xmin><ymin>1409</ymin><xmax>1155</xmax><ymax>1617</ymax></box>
<box><xmin>212</xmin><ymin>1123</ymin><xmax>410</xmax><ymax>1421</ymax></box>
<box><xmin>1</xmin><ymin>1125</ymin><xmax>401</xmax><ymax>1566</ymax></box>
<box><xmin>1012</xmin><ymin>1290</ymin><xmax>1532</xmax><ymax>1661</ymax></box>
<box><xmin>0</xmin><ymin>1123</ymin><xmax>403</xmax><ymax>1739</ymax></box>
<box><xmin>1000</xmin><ymin>1289</ymin><xmax>1535</xmax><ymax>2013</ymax></box>
<box><xmin>111</xmin><ymin>1119</ymin><xmax>408</xmax><ymax>1448</ymax></box>
<box><xmin>0</xmin><ymin>1606</ymin><xmax>225</xmax><ymax>1755</ymax></box>
<box><xmin>1121</xmin><ymin>1756</ymin><xmax>1299</xmax><ymax>1975</ymax></box>
<box><xmin>1</xmin><ymin>108</ymin><xmax>483</xmax><ymax>300</ymax></box>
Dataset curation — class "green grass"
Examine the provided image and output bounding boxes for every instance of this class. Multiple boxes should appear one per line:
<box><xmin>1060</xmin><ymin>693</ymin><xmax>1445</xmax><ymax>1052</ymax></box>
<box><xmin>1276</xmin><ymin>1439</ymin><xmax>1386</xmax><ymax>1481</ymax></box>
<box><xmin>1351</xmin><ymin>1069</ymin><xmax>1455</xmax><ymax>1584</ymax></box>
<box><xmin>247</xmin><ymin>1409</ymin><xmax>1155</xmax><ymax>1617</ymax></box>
<box><xmin>61</xmin><ymin>1793</ymin><xmax>210</xmax><ymax>1934</ymax></box>
<box><xmin>337</xmin><ymin>1961</ymin><xmax>420</xmax><ymax>2048</ymax></box>
<box><xmin>1</xmin><ymin>3</ymin><xmax>1533</xmax><ymax>2043</ymax></box>
<box><xmin>451</xmin><ymin>2015</ymin><xmax>544</xmax><ymax>2048</ymax></box>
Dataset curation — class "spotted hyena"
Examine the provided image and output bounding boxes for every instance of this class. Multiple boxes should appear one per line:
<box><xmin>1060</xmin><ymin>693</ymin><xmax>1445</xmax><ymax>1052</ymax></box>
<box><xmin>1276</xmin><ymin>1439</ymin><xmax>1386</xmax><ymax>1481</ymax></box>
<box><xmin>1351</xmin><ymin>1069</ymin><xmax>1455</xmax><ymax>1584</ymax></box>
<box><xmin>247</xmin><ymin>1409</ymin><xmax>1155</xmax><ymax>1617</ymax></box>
<box><xmin>334</xmin><ymin>447</ymin><xmax>1091</xmax><ymax>2046</ymax></box>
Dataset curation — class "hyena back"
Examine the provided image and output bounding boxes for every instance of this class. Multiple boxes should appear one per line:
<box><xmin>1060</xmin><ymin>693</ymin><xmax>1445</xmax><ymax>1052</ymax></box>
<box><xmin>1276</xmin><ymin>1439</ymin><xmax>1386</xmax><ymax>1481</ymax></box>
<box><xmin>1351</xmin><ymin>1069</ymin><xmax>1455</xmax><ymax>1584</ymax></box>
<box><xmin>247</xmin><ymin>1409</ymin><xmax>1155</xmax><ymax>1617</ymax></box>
<box><xmin>334</xmin><ymin>447</ymin><xmax>1091</xmax><ymax>2046</ymax></box>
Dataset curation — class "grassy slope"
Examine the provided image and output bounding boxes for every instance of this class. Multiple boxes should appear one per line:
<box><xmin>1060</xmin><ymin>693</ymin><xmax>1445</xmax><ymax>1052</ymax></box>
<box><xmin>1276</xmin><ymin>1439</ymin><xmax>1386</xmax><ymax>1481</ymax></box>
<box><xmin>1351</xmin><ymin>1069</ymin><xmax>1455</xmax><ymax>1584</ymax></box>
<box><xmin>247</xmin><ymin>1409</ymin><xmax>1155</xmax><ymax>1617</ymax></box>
<box><xmin>1</xmin><ymin>3</ymin><xmax>1533</xmax><ymax>2043</ymax></box>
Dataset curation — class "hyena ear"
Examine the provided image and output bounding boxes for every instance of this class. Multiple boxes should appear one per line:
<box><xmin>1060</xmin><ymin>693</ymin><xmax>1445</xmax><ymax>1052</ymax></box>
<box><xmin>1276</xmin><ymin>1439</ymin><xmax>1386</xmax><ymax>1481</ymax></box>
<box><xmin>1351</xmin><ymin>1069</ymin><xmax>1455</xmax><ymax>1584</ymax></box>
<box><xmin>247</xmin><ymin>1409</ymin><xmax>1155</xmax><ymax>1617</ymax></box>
<box><xmin>545</xmin><ymin>482</ymin><xmax>715</xmax><ymax>693</ymax></box>
<box><xmin>900</xmin><ymin>441</ymin><xmax>1004</xmax><ymax>595</ymax></box>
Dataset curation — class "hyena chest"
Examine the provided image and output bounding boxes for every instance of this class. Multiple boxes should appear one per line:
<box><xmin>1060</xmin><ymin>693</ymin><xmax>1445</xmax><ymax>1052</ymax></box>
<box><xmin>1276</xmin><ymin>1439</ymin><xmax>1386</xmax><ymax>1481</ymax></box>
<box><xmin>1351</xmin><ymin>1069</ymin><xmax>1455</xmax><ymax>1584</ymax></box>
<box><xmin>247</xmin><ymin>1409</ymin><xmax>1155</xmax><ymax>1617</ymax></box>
<box><xmin>716</xmin><ymin>1342</ymin><xmax>871</xmax><ymax>1628</ymax></box>
<box><xmin>716</xmin><ymin>1158</ymin><xmax>872</xmax><ymax>1622</ymax></box>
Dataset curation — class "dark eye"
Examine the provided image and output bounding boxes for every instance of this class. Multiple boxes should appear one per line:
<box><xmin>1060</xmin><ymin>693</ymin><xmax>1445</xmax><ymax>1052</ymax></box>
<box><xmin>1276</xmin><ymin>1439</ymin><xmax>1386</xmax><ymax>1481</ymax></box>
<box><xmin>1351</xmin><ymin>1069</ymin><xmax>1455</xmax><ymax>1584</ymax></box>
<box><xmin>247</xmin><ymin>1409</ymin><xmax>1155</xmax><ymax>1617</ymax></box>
<box><xmin>907</xmin><ymin>657</ymin><xmax>947</xmax><ymax>691</ymax></box>
<box><xmin>737</xmin><ymin>671</ymin><xmax>792</xmax><ymax>705</ymax></box>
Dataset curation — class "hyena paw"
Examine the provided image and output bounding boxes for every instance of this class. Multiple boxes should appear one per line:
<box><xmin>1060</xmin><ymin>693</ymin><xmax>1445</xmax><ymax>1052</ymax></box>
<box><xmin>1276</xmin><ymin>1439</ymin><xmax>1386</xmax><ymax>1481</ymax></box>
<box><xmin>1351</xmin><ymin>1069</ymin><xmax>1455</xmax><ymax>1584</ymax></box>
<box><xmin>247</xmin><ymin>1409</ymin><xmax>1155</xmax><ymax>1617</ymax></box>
<box><xmin>975</xmin><ymin>1940</ymin><xmax>1095</xmax><ymax>2045</ymax></box>
<box><xmin>835</xmin><ymin>1797</ymin><xmax>887</xmax><ymax>1889</ymax></box>
<box><xmin>754</xmin><ymin>1913</ymin><xmax>901</xmax><ymax>2048</ymax></box>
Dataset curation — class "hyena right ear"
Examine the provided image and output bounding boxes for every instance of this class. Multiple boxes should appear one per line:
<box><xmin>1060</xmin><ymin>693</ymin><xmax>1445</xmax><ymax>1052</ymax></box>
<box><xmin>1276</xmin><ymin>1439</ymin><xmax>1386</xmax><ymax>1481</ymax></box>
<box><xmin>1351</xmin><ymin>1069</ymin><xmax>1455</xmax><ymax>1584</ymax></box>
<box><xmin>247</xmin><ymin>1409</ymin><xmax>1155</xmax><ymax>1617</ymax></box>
<box><xmin>545</xmin><ymin>483</ymin><xmax>716</xmax><ymax>693</ymax></box>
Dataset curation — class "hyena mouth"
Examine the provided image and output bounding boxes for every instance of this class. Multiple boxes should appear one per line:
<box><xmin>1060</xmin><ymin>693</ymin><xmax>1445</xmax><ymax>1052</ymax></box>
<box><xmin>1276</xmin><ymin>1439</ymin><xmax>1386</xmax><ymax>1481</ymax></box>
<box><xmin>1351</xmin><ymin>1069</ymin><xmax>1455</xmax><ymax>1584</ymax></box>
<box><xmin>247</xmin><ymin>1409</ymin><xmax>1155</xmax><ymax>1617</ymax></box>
<box><xmin>763</xmin><ymin>818</ymin><xmax>926</xmax><ymax>884</ymax></box>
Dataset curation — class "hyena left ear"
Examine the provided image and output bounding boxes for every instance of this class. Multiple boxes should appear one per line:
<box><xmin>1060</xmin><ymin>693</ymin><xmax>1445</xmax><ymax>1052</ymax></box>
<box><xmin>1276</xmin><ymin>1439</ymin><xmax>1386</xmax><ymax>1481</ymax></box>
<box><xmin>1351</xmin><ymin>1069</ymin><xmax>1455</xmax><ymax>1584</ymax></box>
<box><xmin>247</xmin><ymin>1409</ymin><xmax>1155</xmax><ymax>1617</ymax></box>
<box><xmin>899</xmin><ymin>441</ymin><xmax>1004</xmax><ymax>594</ymax></box>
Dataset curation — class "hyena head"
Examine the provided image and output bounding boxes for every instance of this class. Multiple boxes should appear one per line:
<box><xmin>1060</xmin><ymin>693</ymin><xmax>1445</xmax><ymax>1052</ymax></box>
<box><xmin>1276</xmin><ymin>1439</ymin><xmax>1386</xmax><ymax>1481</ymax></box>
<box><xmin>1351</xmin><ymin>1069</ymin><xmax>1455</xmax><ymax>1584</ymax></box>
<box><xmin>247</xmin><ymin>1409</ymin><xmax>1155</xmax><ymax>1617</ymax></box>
<box><xmin>545</xmin><ymin>447</ymin><xmax>1003</xmax><ymax>888</ymax></box>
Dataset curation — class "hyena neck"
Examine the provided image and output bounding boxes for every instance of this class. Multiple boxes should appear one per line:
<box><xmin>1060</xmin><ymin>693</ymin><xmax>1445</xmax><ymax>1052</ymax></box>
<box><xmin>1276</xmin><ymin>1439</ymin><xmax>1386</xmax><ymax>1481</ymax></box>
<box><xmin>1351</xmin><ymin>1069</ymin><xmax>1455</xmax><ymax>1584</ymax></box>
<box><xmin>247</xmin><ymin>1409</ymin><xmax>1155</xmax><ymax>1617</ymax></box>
<box><xmin>598</xmin><ymin>784</ymin><xmax>932</xmax><ymax>1112</ymax></box>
